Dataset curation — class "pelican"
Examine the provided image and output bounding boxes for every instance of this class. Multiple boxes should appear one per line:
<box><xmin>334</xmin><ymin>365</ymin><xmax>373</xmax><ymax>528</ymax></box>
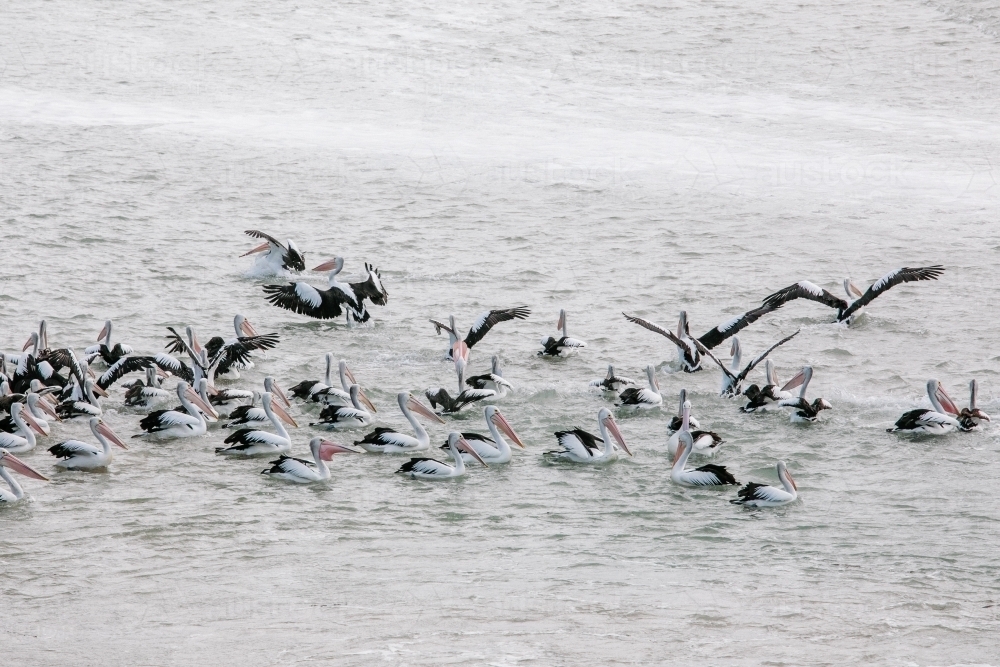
<box><xmin>731</xmin><ymin>461</ymin><xmax>798</xmax><ymax>507</ymax></box>
<box><xmin>241</xmin><ymin>229</ymin><xmax>306</xmax><ymax>275</ymax></box>
<box><xmin>741</xmin><ymin>360</ymin><xmax>794</xmax><ymax>412</ymax></box>
<box><xmin>5</xmin><ymin>390</ymin><xmax>60</xmax><ymax>436</ymax></box>
<box><xmin>124</xmin><ymin>367</ymin><xmax>172</xmax><ymax>408</ymax></box>
<box><xmin>778</xmin><ymin>367</ymin><xmax>832</xmax><ymax>422</ymax></box>
<box><xmin>666</xmin><ymin>393</ymin><xmax>722</xmax><ymax>458</ymax></box>
<box><xmin>397</xmin><ymin>431</ymin><xmax>488</xmax><ymax>480</ymax></box>
<box><xmin>960</xmin><ymin>380</ymin><xmax>991</xmax><ymax>428</ymax></box>
<box><xmin>0</xmin><ymin>449</ymin><xmax>49</xmax><ymax>502</ymax></box>
<box><xmin>888</xmin><ymin>379</ymin><xmax>964</xmax><ymax>434</ymax></box>
<box><xmin>617</xmin><ymin>365</ymin><xmax>662</xmax><ymax>410</ymax></box>
<box><xmin>49</xmin><ymin>418</ymin><xmax>128</xmax><ymax>470</ymax></box>
<box><xmin>425</xmin><ymin>342</ymin><xmax>496</xmax><ymax>414</ymax></box>
<box><xmin>539</xmin><ymin>309</ymin><xmax>587</xmax><ymax>357</ymax></box>
<box><xmin>670</xmin><ymin>402</ymin><xmax>738</xmax><ymax>487</ymax></box>
<box><xmin>430</xmin><ymin>307</ymin><xmax>531</xmax><ymax>361</ymax></box>
<box><xmin>694</xmin><ymin>330</ymin><xmax>800</xmax><ymax>396</ymax></box>
<box><xmin>546</xmin><ymin>407</ymin><xmax>631</xmax><ymax>463</ymax></box>
<box><xmin>354</xmin><ymin>393</ymin><xmax>444</xmax><ymax>453</ymax></box>
<box><xmin>84</xmin><ymin>319</ymin><xmax>135</xmax><ymax>367</ymax></box>
<box><xmin>465</xmin><ymin>356</ymin><xmax>513</xmax><ymax>397</ymax></box>
<box><xmin>263</xmin><ymin>258</ymin><xmax>387</xmax><ymax>323</ymax></box>
<box><xmin>260</xmin><ymin>438</ymin><xmax>358</xmax><ymax>483</ymax></box>
<box><xmin>289</xmin><ymin>355</ymin><xmax>375</xmax><ymax>410</ymax></box>
<box><xmin>666</xmin><ymin>389</ymin><xmax>702</xmax><ymax>453</ymax></box>
<box><xmin>215</xmin><ymin>393</ymin><xmax>298</xmax><ymax>456</ymax></box>
<box><xmin>135</xmin><ymin>381</ymin><xmax>219</xmax><ymax>439</ymax></box>
<box><xmin>311</xmin><ymin>385</ymin><xmax>375</xmax><ymax>430</ymax></box>
<box><xmin>589</xmin><ymin>365</ymin><xmax>636</xmax><ymax>392</ymax></box>
<box><xmin>440</xmin><ymin>405</ymin><xmax>526</xmax><ymax>464</ymax></box>
<box><xmin>223</xmin><ymin>378</ymin><xmax>291</xmax><ymax>428</ymax></box>
<box><xmin>0</xmin><ymin>403</ymin><xmax>46</xmax><ymax>453</ymax></box>
<box><xmin>762</xmin><ymin>265</ymin><xmax>945</xmax><ymax>325</ymax></box>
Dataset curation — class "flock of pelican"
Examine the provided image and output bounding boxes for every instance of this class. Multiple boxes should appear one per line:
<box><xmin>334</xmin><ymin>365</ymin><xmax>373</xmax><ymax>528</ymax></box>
<box><xmin>0</xmin><ymin>233</ymin><xmax>972</xmax><ymax>510</ymax></box>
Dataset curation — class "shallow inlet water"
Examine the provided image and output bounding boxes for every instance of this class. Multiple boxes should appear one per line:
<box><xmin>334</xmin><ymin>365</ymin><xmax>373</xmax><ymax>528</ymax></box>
<box><xmin>2</xmin><ymin>1</ymin><xmax>1000</xmax><ymax>665</ymax></box>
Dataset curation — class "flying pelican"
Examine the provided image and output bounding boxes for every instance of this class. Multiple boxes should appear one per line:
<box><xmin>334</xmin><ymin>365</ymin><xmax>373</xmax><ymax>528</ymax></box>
<box><xmin>397</xmin><ymin>431</ymin><xmax>488</xmax><ymax>480</ymax></box>
<box><xmin>260</xmin><ymin>438</ymin><xmax>358</xmax><ymax>483</ymax></box>
<box><xmin>354</xmin><ymin>393</ymin><xmax>444</xmax><ymax>453</ymax></box>
<box><xmin>731</xmin><ymin>461</ymin><xmax>799</xmax><ymax>507</ymax></box>
<box><xmin>440</xmin><ymin>405</ymin><xmax>526</xmax><ymax>464</ymax></box>
<box><xmin>215</xmin><ymin>393</ymin><xmax>298</xmax><ymax>456</ymax></box>
<box><xmin>670</xmin><ymin>402</ymin><xmax>738</xmax><ymax>487</ymax></box>
<box><xmin>761</xmin><ymin>265</ymin><xmax>944</xmax><ymax>325</ymax></box>
<box><xmin>545</xmin><ymin>407</ymin><xmax>631</xmax><ymax>463</ymax></box>
<box><xmin>0</xmin><ymin>449</ymin><xmax>49</xmax><ymax>502</ymax></box>
<box><xmin>311</xmin><ymin>385</ymin><xmax>375</xmax><ymax>430</ymax></box>
<box><xmin>616</xmin><ymin>365</ymin><xmax>662</xmax><ymax>410</ymax></box>
<box><xmin>539</xmin><ymin>309</ymin><xmax>587</xmax><ymax>357</ymax></box>
<box><xmin>430</xmin><ymin>307</ymin><xmax>531</xmax><ymax>360</ymax></box>
<box><xmin>48</xmin><ymin>418</ymin><xmax>128</xmax><ymax>470</ymax></box>
<box><xmin>135</xmin><ymin>381</ymin><xmax>219</xmax><ymax>439</ymax></box>
<box><xmin>888</xmin><ymin>379</ymin><xmax>965</xmax><ymax>434</ymax></box>
<box><xmin>263</xmin><ymin>257</ymin><xmax>387</xmax><ymax>323</ymax></box>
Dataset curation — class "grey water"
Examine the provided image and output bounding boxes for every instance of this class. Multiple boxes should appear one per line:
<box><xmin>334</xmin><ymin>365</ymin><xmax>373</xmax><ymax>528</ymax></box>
<box><xmin>2</xmin><ymin>1</ymin><xmax>999</xmax><ymax>664</ymax></box>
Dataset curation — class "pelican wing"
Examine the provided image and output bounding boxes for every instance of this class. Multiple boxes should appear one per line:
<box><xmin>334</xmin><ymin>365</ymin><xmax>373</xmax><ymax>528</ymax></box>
<box><xmin>464</xmin><ymin>307</ymin><xmax>531</xmax><ymax>349</ymax></box>
<box><xmin>690</xmin><ymin>339</ymin><xmax>738</xmax><ymax>384</ymax></box>
<box><xmin>97</xmin><ymin>355</ymin><xmax>155</xmax><ymax>390</ymax></box>
<box><xmin>210</xmin><ymin>334</ymin><xmax>280</xmax><ymax>373</ymax></box>
<box><xmin>732</xmin><ymin>330</ymin><xmax>801</xmax><ymax>385</ymax></box>
<box><xmin>245</xmin><ymin>229</ymin><xmax>285</xmax><ymax>251</ymax></box>
<box><xmin>622</xmin><ymin>313</ymin><xmax>687</xmax><ymax>349</ymax></box>
<box><xmin>733</xmin><ymin>482</ymin><xmax>789</xmax><ymax>504</ymax></box>
<box><xmin>398</xmin><ymin>458</ymin><xmax>452</xmax><ymax>475</ymax></box>
<box><xmin>429</xmin><ymin>319</ymin><xmax>456</xmax><ymax>336</ymax></box>
<box><xmin>140</xmin><ymin>409</ymin><xmax>198</xmax><ymax>432</ymax></box>
<box><xmin>262</xmin><ymin>455</ymin><xmax>314</xmax><ymax>475</ymax></box>
<box><xmin>49</xmin><ymin>439</ymin><xmax>99</xmax><ymax>459</ymax></box>
<box><xmin>552</xmin><ymin>428</ymin><xmax>601</xmax><ymax>457</ymax></box>
<box><xmin>761</xmin><ymin>280</ymin><xmax>848</xmax><ymax>313</ymax></box>
<box><xmin>697</xmin><ymin>302</ymin><xmax>783</xmax><ymax>350</ymax></box>
<box><xmin>153</xmin><ymin>353</ymin><xmax>194</xmax><ymax>383</ymax></box>
<box><xmin>263</xmin><ymin>283</ymin><xmax>348</xmax><ymax>320</ymax></box>
<box><xmin>355</xmin><ymin>427</ymin><xmax>413</xmax><ymax>448</ymax></box>
<box><xmin>840</xmin><ymin>265</ymin><xmax>945</xmax><ymax>321</ymax></box>
<box><xmin>685</xmin><ymin>464</ymin><xmax>738</xmax><ymax>486</ymax></box>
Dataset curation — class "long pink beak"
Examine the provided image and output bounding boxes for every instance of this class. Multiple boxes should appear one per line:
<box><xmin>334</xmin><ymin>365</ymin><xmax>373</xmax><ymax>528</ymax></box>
<box><xmin>35</xmin><ymin>398</ymin><xmax>60</xmax><ymax>421</ymax></box>
<box><xmin>240</xmin><ymin>319</ymin><xmax>259</xmax><ymax>337</ymax></box>
<box><xmin>313</xmin><ymin>259</ymin><xmax>339</xmax><ymax>271</ymax></box>
<box><xmin>458</xmin><ymin>437</ymin><xmax>489</xmax><ymax>467</ymax></box>
<box><xmin>603</xmin><ymin>416</ymin><xmax>631</xmax><ymax>456</ymax></box>
<box><xmin>491</xmin><ymin>411</ymin><xmax>526</xmax><ymax>448</ymax></box>
<box><xmin>2</xmin><ymin>452</ymin><xmax>49</xmax><ymax>481</ymax></box>
<box><xmin>271</xmin><ymin>381</ymin><xmax>291</xmax><ymax>408</ymax></box>
<box><xmin>271</xmin><ymin>400</ymin><xmax>298</xmax><ymax>428</ymax></box>
<box><xmin>452</xmin><ymin>341</ymin><xmax>470</xmax><ymax>363</ymax></box>
<box><xmin>92</xmin><ymin>384</ymin><xmax>109</xmax><ymax>398</ymax></box>
<box><xmin>22</xmin><ymin>336</ymin><xmax>34</xmax><ymax>351</ymax></box>
<box><xmin>408</xmin><ymin>396</ymin><xmax>446</xmax><ymax>424</ymax></box>
<box><xmin>97</xmin><ymin>322</ymin><xmax>110</xmax><ymax>341</ymax></box>
<box><xmin>186</xmin><ymin>388</ymin><xmax>219</xmax><ymax>419</ymax></box>
<box><xmin>557</xmin><ymin>311</ymin><xmax>565</xmax><ymax>330</ymax></box>
<box><xmin>358</xmin><ymin>389</ymin><xmax>377</xmax><ymax>413</ymax></box>
<box><xmin>935</xmin><ymin>385</ymin><xmax>960</xmax><ymax>416</ymax></box>
<box><xmin>97</xmin><ymin>422</ymin><xmax>129</xmax><ymax>450</ymax></box>
<box><xmin>22</xmin><ymin>409</ymin><xmax>46</xmax><ymax>436</ymax></box>
<box><xmin>781</xmin><ymin>369</ymin><xmax>807</xmax><ymax>392</ymax></box>
<box><xmin>319</xmin><ymin>440</ymin><xmax>358</xmax><ymax>460</ymax></box>
<box><xmin>191</xmin><ymin>333</ymin><xmax>203</xmax><ymax>355</ymax></box>
<box><xmin>240</xmin><ymin>241</ymin><xmax>270</xmax><ymax>257</ymax></box>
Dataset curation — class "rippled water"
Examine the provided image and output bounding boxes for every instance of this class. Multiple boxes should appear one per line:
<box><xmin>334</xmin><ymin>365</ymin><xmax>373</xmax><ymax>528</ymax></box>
<box><xmin>2</xmin><ymin>1</ymin><xmax>1000</xmax><ymax>664</ymax></box>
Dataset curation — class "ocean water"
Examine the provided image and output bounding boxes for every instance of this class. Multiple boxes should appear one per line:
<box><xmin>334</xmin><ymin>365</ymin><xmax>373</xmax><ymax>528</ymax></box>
<box><xmin>1</xmin><ymin>1</ymin><xmax>999</xmax><ymax>664</ymax></box>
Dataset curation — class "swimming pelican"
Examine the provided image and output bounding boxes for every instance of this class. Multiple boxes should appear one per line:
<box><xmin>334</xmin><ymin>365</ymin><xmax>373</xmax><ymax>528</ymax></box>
<box><xmin>260</xmin><ymin>438</ymin><xmax>358</xmax><ymax>483</ymax></box>
<box><xmin>464</xmin><ymin>356</ymin><xmax>513</xmax><ymax>397</ymax></box>
<box><xmin>778</xmin><ymin>367</ymin><xmax>832</xmax><ymax>422</ymax></box>
<box><xmin>354</xmin><ymin>393</ymin><xmax>444</xmax><ymax>453</ymax></box>
<box><xmin>0</xmin><ymin>403</ymin><xmax>46</xmax><ymax>453</ymax></box>
<box><xmin>888</xmin><ymin>379</ymin><xmax>964</xmax><ymax>434</ymax></box>
<box><xmin>124</xmin><ymin>367</ymin><xmax>172</xmax><ymax>408</ymax></box>
<box><xmin>223</xmin><ymin>378</ymin><xmax>291</xmax><ymax>428</ymax></box>
<box><xmin>694</xmin><ymin>330</ymin><xmax>800</xmax><ymax>396</ymax></box>
<box><xmin>397</xmin><ymin>431</ymin><xmax>488</xmax><ymax>479</ymax></box>
<box><xmin>311</xmin><ymin>385</ymin><xmax>375</xmax><ymax>430</ymax></box>
<box><xmin>741</xmin><ymin>360</ymin><xmax>794</xmax><ymax>412</ymax></box>
<box><xmin>425</xmin><ymin>342</ymin><xmax>496</xmax><ymax>414</ymax></box>
<box><xmin>84</xmin><ymin>319</ymin><xmax>135</xmax><ymax>367</ymax></box>
<box><xmin>539</xmin><ymin>309</ymin><xmax>587</xmax><ymax>357</ymax></box>
<box><xmin>617</xmin><ymin>365</ymin><xmax>662</xmax><ymax>410</ymax></box>
<box><xmin>666</xmin><ymin>389</ymin><xmax>702</xmax><ymax>452</ymax></box>
<box><xmin>589</xmin><ymin>365</ymin><xmax>636</xmax><ymax>392</ymax></box>
<box><xmin>960</xmin><ymin>380</ymin><xmax>991</xmax><ymax>428</ymax></box>
<box><xmin>546</xmin><ymin>407</ymin><xmax>631</xmax><ymax>463</ymax></box>
<box><xmin>670</xmin><ymin>402</ymin><xmax>738</xmax><ymax>487</ymax></box>
<box><xmin>56</xmin><ymin>379</ymin><xmax>107</xmax><ymax>419</ymax></box>
<box><xmin>135</xmin><ymin>381</ymin><xmax>219</xmax><ymax>439</ymax></box>
<box><xmin>0</xmin><ymin>449</ymin><xmax>49</xmax><ymax>502</ymax></box>
<box><xmin>731</xmin><ymin>461</ymin><xmax>798</xmax><ymax>507</ymax></box>
<box><xmin>666</xmin><ymin>393</ymin><xmax>722</xmax><ymax>458</ymax></box>
<box><xmin>440</xmin><ymin>405</ymin><xmax>526</xmax><ymax>464</ymax></box>
<box><xmin>215</xmin><ymin>393</ymin><xmax>298</xmax><ymax>456</ymax></box>
<box><xmin>49</xmin><ymin>418</ymin><xmax>128</xmax><ymax>470</ymax></box>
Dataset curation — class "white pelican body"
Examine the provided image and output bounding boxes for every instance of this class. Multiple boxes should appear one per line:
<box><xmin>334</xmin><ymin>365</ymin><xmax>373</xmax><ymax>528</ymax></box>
<box><xmin>57</xmin><ymin>380</ymin><xmax>106</xmax><ymax>419</ymax></box>
<box><xmin>312</xmin><ymin>384</ymin><xmax>374</xmax><ymax>430</ymax></box>
<box><xmin>778</xmin><ymin>367</ymin><xmax>832</xmax><ymax>423</ymax></box>
<box><xmin>25</xmin><ymin>391</ymin><xmax>59</xmax><ymax>436</ymax></box>
<box><xmin>0</xmin><ymin>449</ymin><xmax>49</xmax><ymax>502</ymax></box>
<box><xmin>670</xmin><ymin>402</ymin><xmax>738</xmax><ymax>487</ymax></box>
<box><xmin>354</xmin><ymin>393</ymin><xmax>444</xmax><ymax>453</ymax></box>
<box><xmin>49</xmin><ymin>418</ymin><xmax>128</xmax><ymax>470</ymax></box>
<box><xmin>260</xmin><ymin>438</ymin><xmax>357</xmax><ymax>483</ymax></box>
<box><xmin>136</xmin><ymin>381</ymin><xmax>219</xmax><ymax>439</ymax></box>
<box><xmin>590</xmin><ymin>365</ymin><xmax>636</xmax><ymax>392</ymax></box>
<box><xmin>215</xmin><ymin>393</ymin><xmax>298</xmax><ymax>456</ymax></box>
<box><xmin>666</xmin><ymin>389</ymin><xmax>702</xmax><ymax>452</ymax></box>
<box><xmin>124</xmin><ymin>368</ymin><xmax>171</xmax><ymax>409</ymax></box>
<box><xmin>241</xmin><ymin>229</ymin><xmax>305</xmax><ymax>277</ymax></box>
<box><xmin>397</xmin><ymin>432</ymin><xmax>488</xmax><ymax>479</ymax></box>
<box><xmin>732</xmin><ymin>461</ymin><xmax>798</xmax><ymax>507</ymax></box>
<box><xmin>888</xmin><ymin>379</ymin><xmax>964</xmax><ymax>434</ymax></box>
<box><xmin>617</xmin><ymin>365</ymin><xmax>662</xmax><ymax>410</ymax></box>
<box><xmin>442</xmin><ymin>406</ymin><xmax>525</xmax><ymax>465</ymax></box>
<box><xmin>546</xmin><ymin>408</ymin><xmax>630</xmax><ymax>463</ymax></box>
<box><xmin>0</xmin><ymin>403</ymin><xmax>46</xmax><ymax>454</ymax></box>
